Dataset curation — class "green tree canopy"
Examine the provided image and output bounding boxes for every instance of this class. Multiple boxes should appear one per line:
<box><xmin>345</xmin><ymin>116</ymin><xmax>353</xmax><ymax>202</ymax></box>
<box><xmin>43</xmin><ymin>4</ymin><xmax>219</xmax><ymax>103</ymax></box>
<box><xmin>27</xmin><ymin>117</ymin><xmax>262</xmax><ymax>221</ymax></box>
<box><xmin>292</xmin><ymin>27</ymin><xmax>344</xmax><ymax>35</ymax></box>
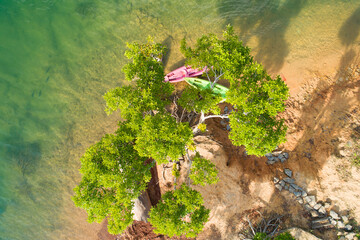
<box><xmin>181</xmin><ymin>25</ymin><xmax>253</xmax><ymax>81</ymax></box>
<box><xmin>148</xmin><ymin>184</ymin><xmax>210</xmax><ymax>238</ymax></box>
<box><xmin>190</xmin><ymin>152</ymin><xmax>219</xmax><ymax>186</ymax></box>
<box><xmin>180</xmin><ymin>25</ymin><xmax>289</xmax><ymax>156</ymax></box>
<box><xmin>72</xmin><ymin>127</ymin><xmax>152</xmax><ymax>234</ymax></box>
<box><xmin>179</xmin><ymin>86</ymin><xmax>222</xmax><ymax>115</ymax></box>
<box><xmin>228</xmin><ymin>111</ymin><xmax>287</xmax><ymax>156</ymax></box>
<box><xmin>134</xmin><ymin>113</ymin><xmax>193</xmax><ymax>164</ymax></box>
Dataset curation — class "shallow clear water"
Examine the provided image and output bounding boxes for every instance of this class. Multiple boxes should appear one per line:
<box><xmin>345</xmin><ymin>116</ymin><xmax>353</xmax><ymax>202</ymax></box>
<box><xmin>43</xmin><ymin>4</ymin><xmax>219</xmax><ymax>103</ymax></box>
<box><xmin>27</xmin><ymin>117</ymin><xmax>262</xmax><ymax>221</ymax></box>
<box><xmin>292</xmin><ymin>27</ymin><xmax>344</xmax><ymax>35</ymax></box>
<box><xmin>0</xmin><ymin>0</ymin><xmax>360</xmax><ymax>239</ymax></box>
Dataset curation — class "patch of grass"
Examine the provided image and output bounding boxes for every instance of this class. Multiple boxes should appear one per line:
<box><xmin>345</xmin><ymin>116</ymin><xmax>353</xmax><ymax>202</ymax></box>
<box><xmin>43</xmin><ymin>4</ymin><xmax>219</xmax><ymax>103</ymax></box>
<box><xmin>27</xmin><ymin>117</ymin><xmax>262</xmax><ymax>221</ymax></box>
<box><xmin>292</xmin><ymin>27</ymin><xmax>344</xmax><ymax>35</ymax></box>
<box><xmin>352</xmin><ymin>152</ymin><xmax>360</xmax><ymax>167</ymax></box>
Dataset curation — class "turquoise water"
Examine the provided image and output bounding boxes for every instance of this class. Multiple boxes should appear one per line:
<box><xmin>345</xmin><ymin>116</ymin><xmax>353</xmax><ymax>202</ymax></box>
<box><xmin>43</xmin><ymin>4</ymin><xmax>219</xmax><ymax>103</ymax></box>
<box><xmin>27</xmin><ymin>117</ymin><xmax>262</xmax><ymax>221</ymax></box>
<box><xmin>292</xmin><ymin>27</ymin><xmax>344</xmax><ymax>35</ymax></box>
<box><xmin>1</xmin><ymin>0</ymin><xmax>360</xmax><ymax>239</ymax></box>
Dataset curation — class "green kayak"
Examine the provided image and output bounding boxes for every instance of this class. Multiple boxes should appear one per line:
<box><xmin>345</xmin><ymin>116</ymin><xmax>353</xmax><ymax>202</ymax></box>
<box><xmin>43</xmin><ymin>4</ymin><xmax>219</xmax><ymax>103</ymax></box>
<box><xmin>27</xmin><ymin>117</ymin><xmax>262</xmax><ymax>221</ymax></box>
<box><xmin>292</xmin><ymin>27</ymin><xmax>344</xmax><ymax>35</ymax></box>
<box><xmin>184</xmin><ymin>77</ymin><xmax>229</xmax><ymax>99</ymax></box>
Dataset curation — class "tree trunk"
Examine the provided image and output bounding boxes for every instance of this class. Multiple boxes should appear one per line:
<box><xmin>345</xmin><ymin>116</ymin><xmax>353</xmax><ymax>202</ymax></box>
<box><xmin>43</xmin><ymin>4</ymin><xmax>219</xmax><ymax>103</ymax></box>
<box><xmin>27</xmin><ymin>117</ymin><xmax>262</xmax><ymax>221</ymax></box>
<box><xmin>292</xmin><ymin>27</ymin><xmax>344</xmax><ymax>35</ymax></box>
<box><xmin>146</xmin><ymin>161</ymin><xmax>162</xmax><ymax>206</ymax></box>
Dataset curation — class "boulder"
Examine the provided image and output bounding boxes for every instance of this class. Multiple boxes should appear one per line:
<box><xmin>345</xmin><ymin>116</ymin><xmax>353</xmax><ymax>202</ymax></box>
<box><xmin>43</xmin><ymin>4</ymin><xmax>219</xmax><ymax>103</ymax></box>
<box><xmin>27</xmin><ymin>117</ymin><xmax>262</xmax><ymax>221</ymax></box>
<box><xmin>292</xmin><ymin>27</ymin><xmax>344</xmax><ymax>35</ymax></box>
<box><xmin>330</xmin><ymin>210</ymin><xmax>341</xmax><ymax>220</ymax></box>
<box><xmin>345</xmin><ymin>232</ymin><xmax>356</xmax><ymax>240</ymax></box>
<box><xmin>267</xmin><ymin>160</ymin><xmax>276</xmax><ymax>165</ymax></box>
<box><xmin>286</xmin><ymin>227</ymin><xmax>322</xmax><ymax>240</ymax></box>
<box><xmin>294</xmin><ymin>191</ymin><xmax>302</xmax><ymax>197</ymax></box>
<box><xmin>275</xmin><ymin>183</ymin><xmax>283</xmax><ymax>191</ymax></box>
<box><xmin>284</xmin><ymin>168</ymin><xmax>293</xmax><ymax>177</ymax></box>
<box><xmin>342</xmin><ymin>216</ymin><xmax>349</xmax><ymax>223</ymax></box>
<box><xmin>310</xmin><ymin>210</ymin><xmax>320</xmax><ymax>218</ymax></box>
<box><xmin>279</xmin><ymin>180</ymin><xmax>285</xmax><ymax>187</ymax></box>
<box><xmin>330</xmin><ymin>218</ymin><xmax>337</xmax><ymax>226</ymax></box>
<box><xmin>345</xmin><ymin>225</ymin><xmax>353</xmax><ymax>231</ymax></box>
<box><xmin>305</xmin><ymin>196</ymin><xmax>316</xmax><ymax>207</ymax></box>
<box><xmin>313</xmin><ymin>203</ymin><xmax>322</xmax><ymax>210</ymax></box>
<box><xmin>318</xmin><ymin>206</ymin><xmax>326</xmax><ymax>215</ymax></box>
<box><xmin>338</xmin><ymin>221</ymin><xmax>345</xmax><ymax>229</ymax></box>
<box><xmin>284</xmin><ymin>177</ymin><xmax>295</xmax><ymax>184</ymax></box>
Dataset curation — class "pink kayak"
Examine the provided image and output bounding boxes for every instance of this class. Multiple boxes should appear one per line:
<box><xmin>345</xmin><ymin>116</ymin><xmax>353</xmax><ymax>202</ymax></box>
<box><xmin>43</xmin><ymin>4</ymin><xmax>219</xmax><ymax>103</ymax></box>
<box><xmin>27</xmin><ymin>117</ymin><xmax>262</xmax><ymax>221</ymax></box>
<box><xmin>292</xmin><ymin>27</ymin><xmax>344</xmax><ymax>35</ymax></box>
<box><xmin>164</xmin><ymin>66</ymin><xmax>206</xmax><ymax>83</ymax></box>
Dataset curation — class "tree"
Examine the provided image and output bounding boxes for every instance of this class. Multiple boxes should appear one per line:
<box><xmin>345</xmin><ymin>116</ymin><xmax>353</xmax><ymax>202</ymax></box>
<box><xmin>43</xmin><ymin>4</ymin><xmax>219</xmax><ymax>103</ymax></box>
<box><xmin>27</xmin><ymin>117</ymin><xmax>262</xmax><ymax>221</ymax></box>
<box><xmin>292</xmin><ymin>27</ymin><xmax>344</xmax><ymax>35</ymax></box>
<box><xmin>72</xmin><ymin>126</ymin><xmax>152</xmax><ymax>234</ymax></box>
<box><xmin>74</xmin><ymin>26</ymin><xmax>289</xmax><ymax>237</ymax></box>
<box><xmin>189</xmin><ymin>152</ymin><xmax>219</xmax><ymax>186</ymax></box>
<box><xmin>74</xmin><ymin>39</ymin><xmax>198</xmax><ymax>236</ymax></box>
<box><xmin>148</xmin><ymin>184</ymin><xmax>210</xmax><ymax>238</ymax></box>
<box><xmin>134</xmin><ymin>113</ymin><xmax>193</xmax><ymax>164</ymax></box>
<box><xmin>180</xmin><ymin>25</ymin><xmax>289</xmax><ymax>156</ymax></box>
<box><xmin>104</xmin><ymin>40</ymin><xmax>193</xmax><ymax>163</ymax></box>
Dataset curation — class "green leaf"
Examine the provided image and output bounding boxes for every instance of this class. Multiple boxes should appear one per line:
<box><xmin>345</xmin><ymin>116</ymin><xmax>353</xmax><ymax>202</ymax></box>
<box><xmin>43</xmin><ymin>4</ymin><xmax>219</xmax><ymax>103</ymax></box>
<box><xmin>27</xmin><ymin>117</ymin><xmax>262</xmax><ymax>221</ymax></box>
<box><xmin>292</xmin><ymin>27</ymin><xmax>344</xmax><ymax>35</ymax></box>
<box><xmin>190</xmin><ymin>152</ymin><xmax>219</xmax><ymax>186</ymax></box>
<box><xmin>134</xmin><ymin>113</ymin><xmax>193</xmax><ymax>164</ymax></box>
<box><xmin>72</xmin><ymin>124</ymin><xmax>152</xmax><ymax>235</ymax></box>
<box><xmin>149</xmin><ymin>185</ymin><xmax>209</xmax><ymax>238</ymax></box>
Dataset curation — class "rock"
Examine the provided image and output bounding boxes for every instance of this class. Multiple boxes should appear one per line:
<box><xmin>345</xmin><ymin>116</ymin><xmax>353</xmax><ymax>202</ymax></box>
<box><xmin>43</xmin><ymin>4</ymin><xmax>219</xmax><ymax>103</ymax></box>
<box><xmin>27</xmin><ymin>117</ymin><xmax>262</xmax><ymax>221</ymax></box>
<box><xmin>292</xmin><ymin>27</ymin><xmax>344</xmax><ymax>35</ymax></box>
<box><xmin>272</xmin><ymin>151</ymin><xmax>282</xmax><ymax>156</ymax></box>
<box><xmin>284</xmin><ymin>184</ymin><xmax>289</xmax><ymax>190</ymax></box>
<box><xmin>279</xmin><ymin>180</ymin><xmax>285</xmax><ymax>187</ymax></box>
<box><xmin>287</xmin><ymin>227</ymin><xmax>322</xmax><ymax>240</ymax></box>
<box><xmin>275</xmin><ymin>183</ymin><xmax>283</xmax><ymax>191</ymax></box>
<box><xmin>297</xmin><ymin>197</ymin><xmax>304</xmax><ymax>204</ymax></box>
<box><xmin>312</xmin><ymin>217</ymin><xmax>334</xmax><ymax>229</ymax></box>
<box><xmin>265</xmin><ymin>153</ymin><xmax>274</xmax><ymax>160</ymax></box>
<box><xmin>273</xmin><ymin>177</ymin><xmax>280</xmax><ymax>183</ymax></box>
<box><xmin>345</xmin><ymin>225</ymin><xmax>353</xmax><ymax>231</ymax></box>
<box><xmin>339</xmin><ymin>237</ymin><xmax>346</xmax><ymax>240</ymax></box>
<box><xmin>305</xmin><ymin>196</ymin><xmax>316</xmax><ymax>207</ymax></box>
<box><xmin>338</xmin><ymin>221</ymin><xmax>345</xmax><ymax>229</ymax></box>
<box><xmin>220</xmin><ymin>119</ymin><xmax>227</xmax><ymax>126</ymax></box>
<box><xmin>291</xmin><ymin>183</ymin><xmax>303</xmax><ymax>192</ymax></box>
<box><xmin>302</xmin><ymin>191</ymin><xmax>308</xmax><ymax>197</ymax></box>
<box><xmin>313</xmin><ymin>203</ymin><xmax>322</xmax><ymax>210</ymax></box>
<box><xmin>224</xmin><ymin>106</ymin><xmax>229</xmax><ymax>113</ymax></box>
<box><xmin>267</xmin><ymin>160</ymin><xmax>276</xmax><ymax>165</ymax></box>
<box><xmin>304</xmin><ymin>204</ymin><xmax>312</xmax><ymax>211</ymax></box>
<box><xmin>289</xmin><ymin>185</ymin><xmax>295</xmax><ymax>193</ymax></box>
<box><xmin>284</xmin><ymin>168</ymin><xmax>293</xmax><ymax>177</ymax></box>
<box><xmin>283</xmin><ymin>177</ymin><xmax>295</xmax><ymax>184</ymax></box>
<box><xmin>345</xmin><ymin>233</ymin><xmax>356</xmax><ymax>240</ymax></box>
<box><xmin>330</xmin><ymin>210</ymin><xmax>341</xmax><ymax>220</ymax></box>
<box><xmin>283</xmin><ymin>152</ymin><xmax>289</xmax><ymax>159</ymax></box>
<box><xmin>342</xmin><ymin>216</ymin><xmax>349</xmax><ymax>223</ymax></box>
<box><xmin>294</xmin><ymin>191</ymin><xmax>302</xmax><ymax>197</ymax></box>
<box><xmin>330</xmin><ymin>218</ymin><xmax>337</xmax><ymax>226</ymax></box>
<box><xmin>324</xmin><ymin>203</ymin><xmax>331</xmax><ymax>209</ymax></box>
<box><xmin>318</xmin><ymin>206</ymin><xmax>326</xmax><ymax>215</ymax></box>
<box><xmin>226</xmin><ymin>125</ymin><xmax>231</xmax><ymax>131</ymax></box>
<box><xmin>280</xmin><ymin>157</ymin><xmax>286</xmax><ymax>163</ymax></box>
<box><xmin>339</xmin><ymin>150</ymin><xmax>347</xmax><ymax>157</ymax></box>
<box><xmin>273</xmin><ymin>157</ymin><xmax>280</xmax><ymax>162</ymax></box>
<box><xmin>310</xmin><ymin>210</ymin><xmax>319</xmax><ymax>218</ymax></box>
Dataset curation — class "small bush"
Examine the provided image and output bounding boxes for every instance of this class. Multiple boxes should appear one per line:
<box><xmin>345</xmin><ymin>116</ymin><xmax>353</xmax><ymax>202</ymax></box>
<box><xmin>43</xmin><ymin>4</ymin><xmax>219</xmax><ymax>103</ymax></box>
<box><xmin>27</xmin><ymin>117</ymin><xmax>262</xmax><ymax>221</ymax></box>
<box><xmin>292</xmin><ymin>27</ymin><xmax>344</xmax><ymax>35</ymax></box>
<box><xmin>274</xmin><ymin>232</ymin><xmax>295</xmax><ymax>240</ymax></box>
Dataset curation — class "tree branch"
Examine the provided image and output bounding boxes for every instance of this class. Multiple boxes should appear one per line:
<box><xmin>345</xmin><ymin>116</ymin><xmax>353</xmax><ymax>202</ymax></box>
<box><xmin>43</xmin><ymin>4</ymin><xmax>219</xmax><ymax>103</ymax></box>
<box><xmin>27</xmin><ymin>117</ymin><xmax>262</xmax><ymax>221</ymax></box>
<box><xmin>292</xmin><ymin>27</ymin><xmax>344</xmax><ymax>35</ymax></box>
<box><xmin>203</xmin><ymin>114</ymin><xmax>229</xmax><ymax>121</ymax></box>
